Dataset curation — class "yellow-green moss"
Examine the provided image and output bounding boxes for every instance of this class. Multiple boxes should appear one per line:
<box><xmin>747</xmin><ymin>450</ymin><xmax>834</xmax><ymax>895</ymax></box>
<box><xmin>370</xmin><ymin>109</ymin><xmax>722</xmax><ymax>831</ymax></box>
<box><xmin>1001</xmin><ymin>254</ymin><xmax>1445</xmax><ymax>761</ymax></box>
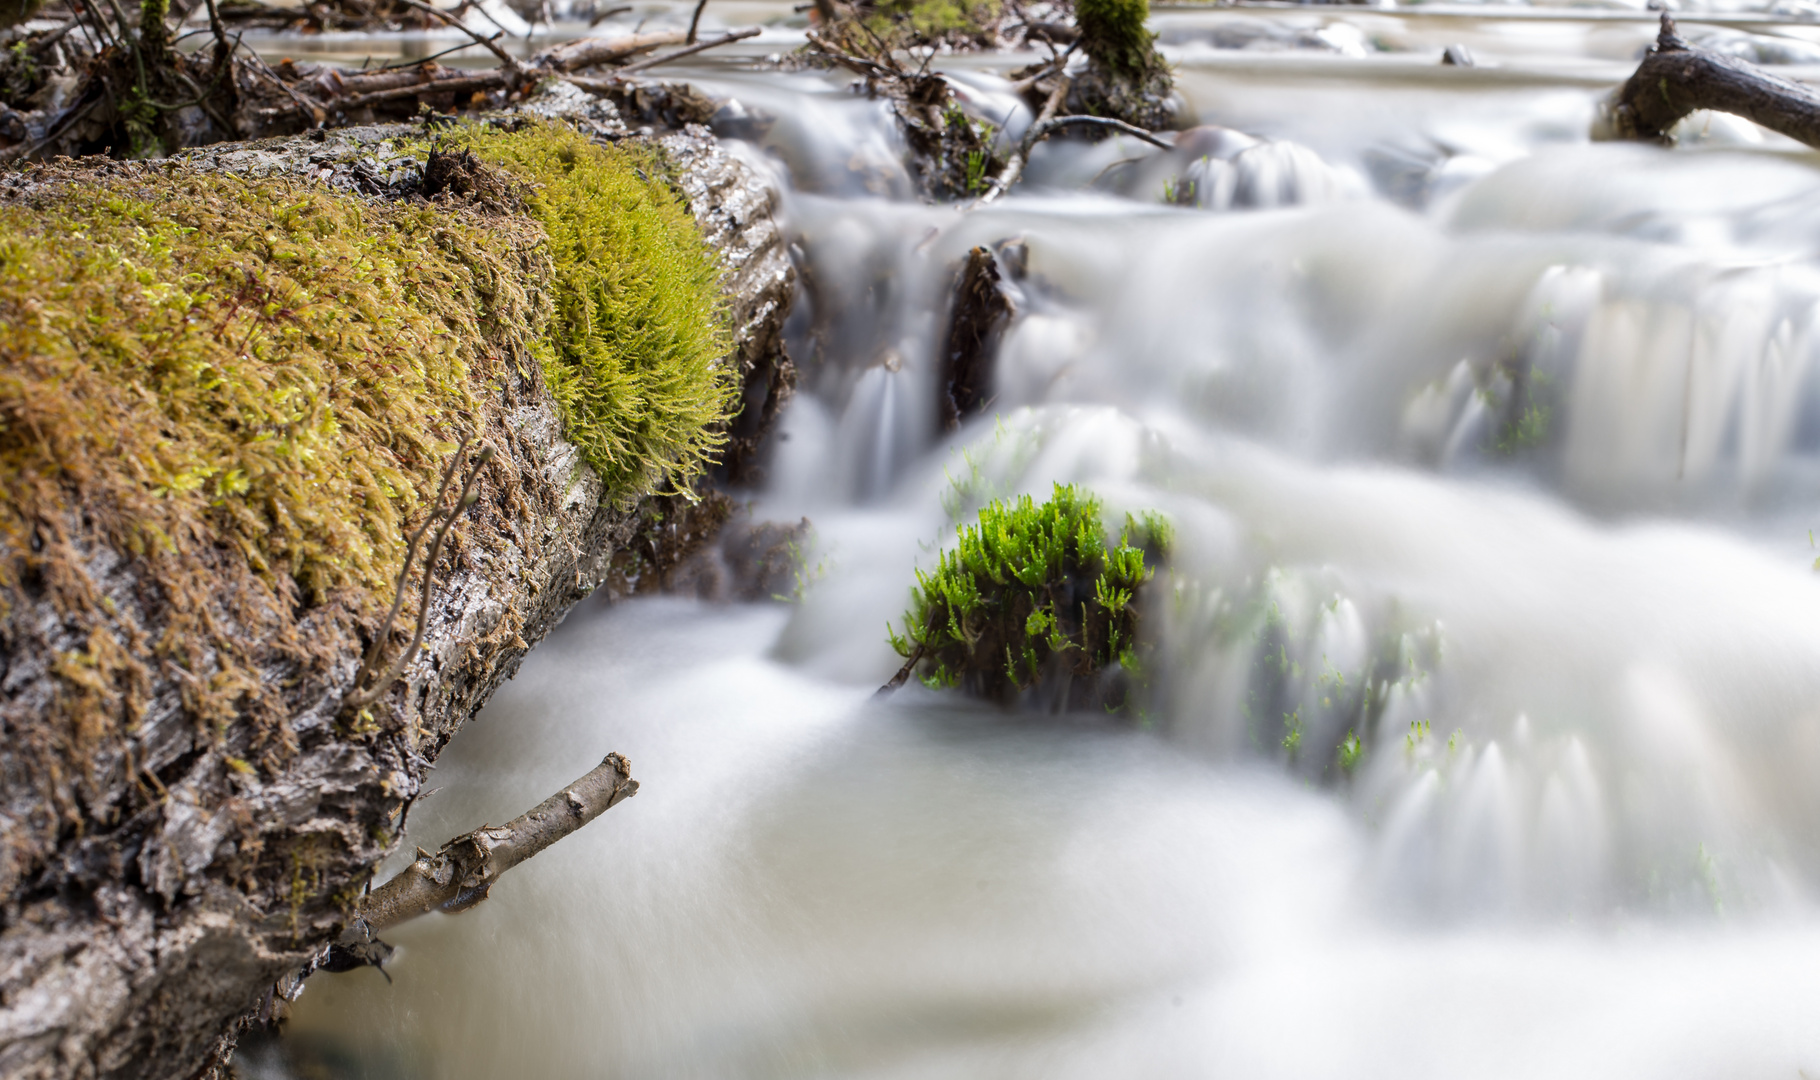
<box><xmin>0</xmin><ymin>176</ymin><xmax>532</xmax><ymax>610</ymax></box>
<box><xmin>449</xmin><ymin>123</ymin><xmax>736</xmax><ymax>502</ymax></box>
<box><xmin>0</xmin><ymin>126</ymin><xmax>734</xmax><ymax>880</ymax></box>
<box><xmin>865</xmin><ymin>0</ymin><xmax>1001</xmax><ymax>46</ymax></box>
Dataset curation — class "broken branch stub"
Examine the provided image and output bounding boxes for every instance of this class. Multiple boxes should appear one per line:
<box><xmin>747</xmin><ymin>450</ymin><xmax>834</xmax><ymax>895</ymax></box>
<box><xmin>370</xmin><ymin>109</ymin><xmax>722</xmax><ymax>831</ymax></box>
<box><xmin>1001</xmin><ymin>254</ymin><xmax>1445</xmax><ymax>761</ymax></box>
<box><xmin>354</xmin><ymin>752</ymin><xmax>639</xmax><ymax>932</ymax></box>
<box><xmin>1606</xmin><ymin>12</ymin><xmax>1820</xmax><ymax>147</ymax></box>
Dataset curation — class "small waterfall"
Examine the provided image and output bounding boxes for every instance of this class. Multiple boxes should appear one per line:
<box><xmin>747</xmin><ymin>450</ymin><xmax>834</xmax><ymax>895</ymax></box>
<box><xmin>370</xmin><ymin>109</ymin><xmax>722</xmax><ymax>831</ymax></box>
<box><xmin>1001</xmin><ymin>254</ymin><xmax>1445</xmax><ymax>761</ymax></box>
<box><xmin>280</xmin><ymin>7</ymin><xmax>1820</xmax><ymax>1076</ymax></box>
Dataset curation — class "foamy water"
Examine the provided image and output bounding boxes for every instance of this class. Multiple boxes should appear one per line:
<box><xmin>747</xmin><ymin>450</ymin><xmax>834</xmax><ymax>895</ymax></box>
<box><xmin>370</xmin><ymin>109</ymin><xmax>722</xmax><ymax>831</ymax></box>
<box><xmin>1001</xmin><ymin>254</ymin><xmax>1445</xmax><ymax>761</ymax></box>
<box><xmin>265</xmin><ymin>5</ymin><xmax>1820</xmax><ymax>1075</ymax></box>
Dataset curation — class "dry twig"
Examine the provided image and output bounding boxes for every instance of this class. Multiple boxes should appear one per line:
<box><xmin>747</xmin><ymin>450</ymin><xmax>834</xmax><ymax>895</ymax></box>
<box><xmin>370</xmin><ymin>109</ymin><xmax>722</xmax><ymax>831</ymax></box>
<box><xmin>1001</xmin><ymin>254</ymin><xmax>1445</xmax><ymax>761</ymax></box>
<box><xmin>352</xmin><ymin>752</ymin><xmax>640</xmax><ymax>931</ymax></box>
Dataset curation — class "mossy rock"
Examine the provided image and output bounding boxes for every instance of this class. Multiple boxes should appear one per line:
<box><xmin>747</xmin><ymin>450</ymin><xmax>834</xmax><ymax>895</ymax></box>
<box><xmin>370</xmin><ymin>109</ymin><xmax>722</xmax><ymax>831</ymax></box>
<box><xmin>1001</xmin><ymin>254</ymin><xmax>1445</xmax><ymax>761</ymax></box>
<box><xmin>889</xmin><ymin>483</ymin><xmax>1164</xmax><ymax>711</ymax></box>
<box><xmin>1068</xmin><ymin>0</ymin><xmax>1177</xmax><ymax>131</ymax></box>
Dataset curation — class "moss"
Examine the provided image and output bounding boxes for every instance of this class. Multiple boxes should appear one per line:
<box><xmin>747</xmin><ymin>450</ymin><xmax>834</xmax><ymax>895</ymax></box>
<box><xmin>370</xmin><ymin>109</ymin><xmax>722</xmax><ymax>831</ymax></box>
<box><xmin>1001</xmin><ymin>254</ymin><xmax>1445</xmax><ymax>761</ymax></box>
<box><xmin>888</xmin><ymin>483</ymin><xmax>1158</xmax><ymax>709</ymax></box>
<box><xmin>0</xmin><ymin>169</ymin><xmax>540</xmax><ymax>840</ymax></box>
<box><xmin>1075</xmin><ymin>0</ymin><xmax>1163</xmax><ymax>80</ymax></box>
<box><xmin>448</xmin><ymin>123</ymin><xmax>736</xmax><ymax>503</ymax></box>
<box><xmin>1068</xmin><ymin>0</ymin><xmax>1175</xmax><ymax>130</ymax></box>
<box><xmin>863</xmin><ymin>0</ymin><xmax>1001</xmax><ymax>48</ymax></box>
<box><xmin>0</xmin><ymin>124</ymin><xmax>733</xmax><ymax>885</ymax></box>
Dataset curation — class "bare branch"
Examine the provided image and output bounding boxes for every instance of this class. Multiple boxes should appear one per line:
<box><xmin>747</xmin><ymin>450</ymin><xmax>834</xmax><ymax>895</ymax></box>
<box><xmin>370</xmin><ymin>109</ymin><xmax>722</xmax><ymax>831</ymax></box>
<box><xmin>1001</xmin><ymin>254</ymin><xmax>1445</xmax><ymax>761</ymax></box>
<box><xmin>336</xmin><ymin>70</ymin><xmax>510</xmax><ymax>110</ymax></box>
<box><xmin>588</xmin><ymin>2</ymin><xmax>631</xmax><ymax>25</ymax></box>
<box><xmin>614</xmin><ymin>26</ymin><xmax>760</xmax><ymax>76</ymax></box>
<box><xmin>353</xmin><ymin>753</ymin><xmax>639</xmax><ymax>932</ymax></box>
<box><xmin>394</xmin><ymin>0</ymin><xmax>518</xmax><ymax>69</ymax></box>
<box><xmin>685</xmin><ymin>0</ymin><xmax>707</xmax><ymax>44</ymax></box>
<box><xmin>1606</xmin><ymin>12</ymin><xmax>1820</xmax><ymax>148</ymax></box>
<box><xmin>1027</xmin><ymin>114</ymin><xmax>1172</xmax><ymax>150</ymax></box>
<box><xmin>540</xmin><ymin>28</ymin><xmax>686</xmax><ymax>72</ymax></box>
<box><xmin>973</xmin><ymin>75</ymin><xmax>1067</xmax><ymax>207</ymax></box>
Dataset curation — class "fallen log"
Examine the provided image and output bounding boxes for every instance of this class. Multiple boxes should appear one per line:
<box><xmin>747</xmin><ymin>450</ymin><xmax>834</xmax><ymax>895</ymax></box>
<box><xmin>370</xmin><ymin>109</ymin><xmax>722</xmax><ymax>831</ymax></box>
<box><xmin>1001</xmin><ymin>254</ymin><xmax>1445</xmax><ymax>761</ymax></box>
<box><xmin>1605</xmin><ymin>11</ymin><xmax>1820</xmax><ymax>147</ymax></box>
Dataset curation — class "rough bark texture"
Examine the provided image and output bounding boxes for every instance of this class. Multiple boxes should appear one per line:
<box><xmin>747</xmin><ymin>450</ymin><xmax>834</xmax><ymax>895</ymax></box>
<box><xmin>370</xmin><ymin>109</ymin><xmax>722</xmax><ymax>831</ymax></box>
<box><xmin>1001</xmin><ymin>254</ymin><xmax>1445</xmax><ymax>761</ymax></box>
<box><xmin>1607</xmin><ymin>12</ymin><xmax>1820</xmax><ymax>147</ymax></box>
<box><xmin>0</xmin><ymin>113</ymin><xmax>793</xmax><ymax>1080</ymax></box>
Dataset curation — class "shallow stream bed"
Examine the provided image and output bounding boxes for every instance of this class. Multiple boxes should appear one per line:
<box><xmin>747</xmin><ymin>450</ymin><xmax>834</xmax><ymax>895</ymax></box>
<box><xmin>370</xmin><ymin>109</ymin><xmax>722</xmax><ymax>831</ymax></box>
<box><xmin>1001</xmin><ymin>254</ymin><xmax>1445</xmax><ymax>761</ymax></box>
<box><xmin>252</xmin><ymin>7</ymin><xmax>1820</xmax><ymax>1075</ymax></box>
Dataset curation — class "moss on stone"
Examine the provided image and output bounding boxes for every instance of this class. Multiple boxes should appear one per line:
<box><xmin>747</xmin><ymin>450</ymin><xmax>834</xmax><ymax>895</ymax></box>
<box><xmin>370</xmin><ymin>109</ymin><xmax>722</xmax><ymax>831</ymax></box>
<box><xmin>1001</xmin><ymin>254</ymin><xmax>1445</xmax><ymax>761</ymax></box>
<box><xmin>1069</xmin><ymin>0</ymin><xmax>1175</xmax><ymax>130</ymax></box>
<box><xmin>864</xmin><ymin>0</ymin><xmax>1002</xmax><ymax>48</ymax></box>
<box><xmin>888</xmin><ymin>483</ymin><xmax>1158</xmax><ymax>709</ymax></box>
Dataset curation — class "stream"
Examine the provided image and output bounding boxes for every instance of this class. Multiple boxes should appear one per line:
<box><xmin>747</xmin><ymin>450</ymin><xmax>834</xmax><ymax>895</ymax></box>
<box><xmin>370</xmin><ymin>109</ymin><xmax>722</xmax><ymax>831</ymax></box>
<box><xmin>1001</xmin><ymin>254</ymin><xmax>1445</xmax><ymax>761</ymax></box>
<box><xmin>249</xmin><ymin>5</ymin><xmax>1820</xmax><ymax>1075</ymax></box>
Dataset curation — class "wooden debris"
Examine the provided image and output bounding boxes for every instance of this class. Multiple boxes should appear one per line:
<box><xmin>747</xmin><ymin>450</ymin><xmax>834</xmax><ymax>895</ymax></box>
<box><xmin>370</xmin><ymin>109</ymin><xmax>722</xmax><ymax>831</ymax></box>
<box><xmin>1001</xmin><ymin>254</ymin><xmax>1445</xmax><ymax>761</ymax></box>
<box><xmin>1606</xmin><ymin>12</ymin><xmax>1820</xmax><ymax>148</ymax></box>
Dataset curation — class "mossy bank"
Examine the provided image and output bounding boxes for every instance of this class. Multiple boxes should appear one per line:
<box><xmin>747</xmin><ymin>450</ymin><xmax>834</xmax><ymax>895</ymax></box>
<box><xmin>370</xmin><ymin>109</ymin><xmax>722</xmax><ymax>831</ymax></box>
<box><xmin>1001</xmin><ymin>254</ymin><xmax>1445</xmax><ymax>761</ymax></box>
<box><xmin>0</xmin><ymin>111</ymin><xmax>794</xmax><ymax>1080</ymax></box>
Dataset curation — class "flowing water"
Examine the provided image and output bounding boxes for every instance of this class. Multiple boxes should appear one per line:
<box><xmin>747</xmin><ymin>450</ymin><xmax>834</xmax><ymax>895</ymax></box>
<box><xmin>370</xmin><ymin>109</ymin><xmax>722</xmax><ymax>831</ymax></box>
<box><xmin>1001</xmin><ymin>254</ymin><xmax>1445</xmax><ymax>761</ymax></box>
<box><xmin>254</xmin><ymin>6</ymin><xmax>1820</xmax><ymax>1075</ymax></box>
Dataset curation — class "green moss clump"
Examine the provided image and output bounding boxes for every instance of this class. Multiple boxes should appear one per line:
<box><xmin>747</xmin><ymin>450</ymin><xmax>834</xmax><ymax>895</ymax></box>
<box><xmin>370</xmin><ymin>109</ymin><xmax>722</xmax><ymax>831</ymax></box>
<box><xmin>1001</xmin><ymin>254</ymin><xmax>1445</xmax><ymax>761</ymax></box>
<box><xmin>888</xmin><ymin>483</ymin><xmax>1157</xmax><ymax>709</ymax></box>
<box><xmin>452</xmin><ymin>123</ymin><xmax>736</xmax><ymax>502</ymax></box>
<box><xmin>1068</xmin><ymin>0</ymin><xmax>1175</xmax><ymax>130</ymax></box>
<box><xmin>0</xmin><ymin>128</ymin><xmax>737</xmax><ymax>896</ymax></box>
<box><xmin>1076</xmin><ymin>0</ymin><xmax>1163</xmax><ymax>80</ymax></box>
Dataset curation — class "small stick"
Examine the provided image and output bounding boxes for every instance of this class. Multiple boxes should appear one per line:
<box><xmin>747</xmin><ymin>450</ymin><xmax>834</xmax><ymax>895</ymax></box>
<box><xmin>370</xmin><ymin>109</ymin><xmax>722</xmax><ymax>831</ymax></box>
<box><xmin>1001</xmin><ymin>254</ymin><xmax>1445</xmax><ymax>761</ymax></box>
<box><xmin>613</xmin><ymin>25</ymin><xmax>759</xmax><ymax>76</ymax></box>
<box><xmin>875</xmin><ymin>642</ymin><xmax>925</xmax><ymax>698</ymax></box>
<box><xmin>587</xmin><ymin>1</ymin><xmax>628</xmax><ymax>24</ymax></box>
<box><xmin>973</xmin><ymin>75</ymin><xmax>1067</xmax><ymax>207</ymax></box>
<box><xmin>539</xmin><ymin>27</ymin><xmax>686</xmax><ymax>72</ymax></box>
<box><xmin>1026</xmin><ymin>114</ymin><xmax>1172</xmax><ymax>150</ymax></box>
<box><xmin>394</xmin><ymin>0</ymin><xmax>518</xmax><ymax>68</ymax></box>
<box><xmin>351</xmin><ymin>753</ymin><xmax>639</xmax><ymax>932</ymax></box>
<box><xmin>336</xmin><ymin>71</ymin><xmax>509</xmax><ymax>109</ymax></box>
<box><xmin>685</xmin><ymin>0</ymin><xmax>707</xmax><ymax>44</ymax></box>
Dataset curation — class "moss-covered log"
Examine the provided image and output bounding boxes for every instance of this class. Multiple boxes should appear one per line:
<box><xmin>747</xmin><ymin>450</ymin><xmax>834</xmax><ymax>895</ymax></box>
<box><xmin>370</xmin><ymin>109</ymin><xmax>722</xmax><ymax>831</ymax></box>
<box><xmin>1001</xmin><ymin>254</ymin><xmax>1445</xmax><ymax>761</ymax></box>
<box><xmin>0</xmin><ymin>114</ymin><xmax>793</xmax><ymax>1079</ymax></box>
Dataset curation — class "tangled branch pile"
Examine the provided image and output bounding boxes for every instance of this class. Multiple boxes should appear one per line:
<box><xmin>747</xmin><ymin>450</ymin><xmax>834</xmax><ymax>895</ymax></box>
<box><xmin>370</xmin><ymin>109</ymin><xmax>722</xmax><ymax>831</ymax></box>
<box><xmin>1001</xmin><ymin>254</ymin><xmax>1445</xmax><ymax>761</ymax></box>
<box><xmin>0</xmin><ymin>0</ymin><xmax>745</xmax><ymax>161</ymax></box>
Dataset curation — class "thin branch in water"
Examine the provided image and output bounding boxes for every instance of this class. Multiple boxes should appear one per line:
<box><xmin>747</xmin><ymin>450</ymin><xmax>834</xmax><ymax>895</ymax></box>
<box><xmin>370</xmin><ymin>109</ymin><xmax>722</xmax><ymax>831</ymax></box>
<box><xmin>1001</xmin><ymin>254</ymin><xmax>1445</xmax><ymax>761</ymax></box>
<box><xmin>1028</xmin><ymin>114</ymin><xmax>1172</xmax><ymax>150</ymax></box>
<box><xmin>876</xmin><ymin>642</ymin><xmax>924</xmax><ymax>697</ymax></box>
<box><xmin>394</xmin><ymin>0</ymin><xmax>517</xmax><ymax>68</ymax></box>
<box><xmin>376</xmin><ymin>38</ymin><xmax>491</xmax><ymax>70</ymax></box>
<box><xmin>587</xmin><ymin>2</ymin><xmax>629</xmax><ymax>25</ymax></box>
<box><xmin>685</xmin><ymin>0</ymin><xmax>707</xmax><ymax>44</ymax></box>
<box><xmin>973</xmin><ymin>74</ymin><xmax>1067</xmax><ymax>207</ymax></box>
<box><xmin>613</xmin><ymin>25</ymin><xmax>759</xmax><ymax>76</ymax></box>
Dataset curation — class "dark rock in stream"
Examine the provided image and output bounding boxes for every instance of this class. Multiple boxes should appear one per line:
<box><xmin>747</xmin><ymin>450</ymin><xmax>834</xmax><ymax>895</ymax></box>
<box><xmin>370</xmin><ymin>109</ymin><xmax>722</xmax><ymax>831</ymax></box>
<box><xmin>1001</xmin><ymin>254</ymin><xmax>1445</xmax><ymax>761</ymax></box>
<box><xmin>940</xmin><ymin>245</ymin><xmax>1018</xmax><ymax>431</ymax></box>
<box><xmin>0</xmin><ymin>112</ymin><xmax>794</xmax><ymax>1080</ymax></box>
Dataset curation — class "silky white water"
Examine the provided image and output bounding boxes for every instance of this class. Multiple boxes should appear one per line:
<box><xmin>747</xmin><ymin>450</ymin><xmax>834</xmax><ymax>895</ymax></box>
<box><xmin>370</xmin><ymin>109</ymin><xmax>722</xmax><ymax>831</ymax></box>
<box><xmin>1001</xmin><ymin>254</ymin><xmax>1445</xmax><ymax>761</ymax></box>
<box><xmin>262</xmin><ymin>5</ymin><xmax>1820</xmax><ymax>1075</ymax></box>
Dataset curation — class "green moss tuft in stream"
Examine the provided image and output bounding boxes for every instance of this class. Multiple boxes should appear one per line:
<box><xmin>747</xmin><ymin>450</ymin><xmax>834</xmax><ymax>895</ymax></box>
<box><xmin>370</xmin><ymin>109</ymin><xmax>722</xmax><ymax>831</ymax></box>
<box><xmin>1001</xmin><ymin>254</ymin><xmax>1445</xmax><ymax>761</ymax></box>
<box><xmin>1069</xmin><ymin>0</ymin><xmax>1177</xmax><ymax>130</ymax></box>
<box><xmin>888</xmin><ymin>483</ymin><xmax>1164</xmax><ymax>711</ymax></box>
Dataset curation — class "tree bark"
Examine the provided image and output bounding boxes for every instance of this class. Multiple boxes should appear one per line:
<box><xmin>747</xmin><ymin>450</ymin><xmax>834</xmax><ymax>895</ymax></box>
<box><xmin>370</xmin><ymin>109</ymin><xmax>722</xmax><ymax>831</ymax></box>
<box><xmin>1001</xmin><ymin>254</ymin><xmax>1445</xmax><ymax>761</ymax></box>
<box><xmin>1608</xmin><ymin>12</ymin><xmax>1820</xmax><ymax>147</ymax></box>
<box><xmin>0</xmin><ymin>120</ymin><xmax>795</xmax><ymax>1080</ymax></box>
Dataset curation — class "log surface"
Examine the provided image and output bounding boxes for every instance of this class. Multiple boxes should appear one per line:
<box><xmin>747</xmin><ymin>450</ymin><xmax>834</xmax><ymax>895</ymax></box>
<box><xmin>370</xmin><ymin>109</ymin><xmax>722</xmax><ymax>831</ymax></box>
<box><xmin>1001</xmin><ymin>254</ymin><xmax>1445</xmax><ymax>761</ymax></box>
<box><xmin>1610</xmin><ymin>12</ymin><xmax>1820</xmax><ymax>146</ymax></box>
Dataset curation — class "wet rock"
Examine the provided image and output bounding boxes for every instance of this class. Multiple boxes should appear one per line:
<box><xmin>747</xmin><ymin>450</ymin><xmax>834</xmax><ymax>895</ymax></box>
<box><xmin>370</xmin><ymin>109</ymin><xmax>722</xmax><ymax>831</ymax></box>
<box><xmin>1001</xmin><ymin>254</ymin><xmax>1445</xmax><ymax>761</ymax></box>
<box><xmin>940</xmin><ymin>245</ymin><xmax>1017</xmax><ymax>430</ymax></box>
